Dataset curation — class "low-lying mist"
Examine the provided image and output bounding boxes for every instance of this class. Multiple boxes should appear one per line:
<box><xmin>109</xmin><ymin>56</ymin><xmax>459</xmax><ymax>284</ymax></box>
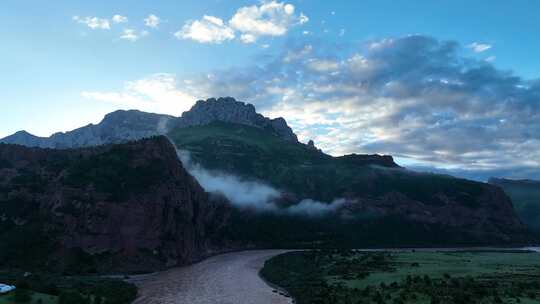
<box><xmin>176</xmin><ymin>149</ymin><xmax>347</xmax><ymax>216</ymax></box>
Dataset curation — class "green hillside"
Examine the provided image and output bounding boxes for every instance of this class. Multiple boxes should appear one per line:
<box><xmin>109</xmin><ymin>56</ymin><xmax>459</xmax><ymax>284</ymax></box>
<box><xmin>168</xmin><ymin>122</ymin><xmax>529</xmax><ymax>247</ymax></box>
<box><xmin>168</xmin><ymin>121</ymin><xmax>483</xmax><ymax>206</ymax></box>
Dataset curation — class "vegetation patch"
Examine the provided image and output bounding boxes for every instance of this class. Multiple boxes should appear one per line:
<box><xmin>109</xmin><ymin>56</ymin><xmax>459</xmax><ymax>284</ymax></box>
<box><xmin>261</xmin><ymin>250</ymin><xmax>540</xmax><ymax>304</ymax></box>
<box><xmin>0</xmin><ymin>271</ymin><xmax>136</xmax><ymax>304</ymax></box>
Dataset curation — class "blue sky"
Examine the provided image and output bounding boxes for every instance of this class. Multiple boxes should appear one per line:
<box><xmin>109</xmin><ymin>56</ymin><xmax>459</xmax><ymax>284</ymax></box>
<box><xmin>1</xmin><ymin>0</ymin><xmax>539</xmax><ymax>179</ymax></box>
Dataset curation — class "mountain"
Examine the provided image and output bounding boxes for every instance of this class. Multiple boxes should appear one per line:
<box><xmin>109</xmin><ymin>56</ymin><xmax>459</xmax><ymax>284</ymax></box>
<box><xmin>169</xmin><ymin>121</ymin><xmax>530</xmax><ymax>246</ymax></box>
<box><xmin>0</xmin><ymin>97</ymin><xmax>297</xmax><ymax>148</ymax></box>
<box><xmin>0</xmin><ymin>97</ymin><xmax>533</xmax><ymax>249</ymax></box>
<box><xmin>175</xmin><ymin>97</ymin><xmax>298</xmax><ymax>142</ymax></box>
<box><xmin>489</xmin><ymin>178</ymin><xmax>540</xmax><ymax>235</ymax></box>
<box><xmin>0</xmin><ymin>136</ymin><xmax>232</xmax><ymax>273</ymax></box>
<box><xmin>0</xmin><ymin>110</ymin><xmax>174</xmax><ymax>149</ymax></box>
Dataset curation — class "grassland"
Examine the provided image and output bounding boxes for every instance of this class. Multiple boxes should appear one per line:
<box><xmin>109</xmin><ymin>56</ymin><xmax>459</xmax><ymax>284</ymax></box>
<box><xmin>0</xmin><ymin>290</ymin><xmax>57</xmax><ymax>304</ymax></box>
<box><xmin>261</xmin><ymin>250</ymin><xmax>540</xmax><ymax>304</ymax></box>
<box><xmin>0</xmin><ymin>271</ymin><xmax>136</xmax><ymax>304</ymax></box>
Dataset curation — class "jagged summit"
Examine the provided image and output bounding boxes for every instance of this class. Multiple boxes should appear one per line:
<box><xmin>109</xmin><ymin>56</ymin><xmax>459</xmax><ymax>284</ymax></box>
<box><xmin>177</xmin><ymin>97</ymin><xmax>298</xmax><ymax>142</ymax></box>
<box><xmin>0</xmin><ymin>97</ymin><xmax>298</xmax><ymax>148</ymax></box>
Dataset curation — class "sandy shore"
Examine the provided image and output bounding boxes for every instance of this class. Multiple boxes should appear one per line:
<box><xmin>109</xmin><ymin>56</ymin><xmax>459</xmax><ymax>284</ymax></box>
<box><xmin>130</xmin><ymin>250</ymin><xmax>293</xmax><ymax>304</ymax></box>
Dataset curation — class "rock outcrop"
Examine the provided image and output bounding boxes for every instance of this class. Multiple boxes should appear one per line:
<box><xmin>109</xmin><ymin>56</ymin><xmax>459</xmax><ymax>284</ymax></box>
<box><xmin>175</xmin><ymin>97</ymin><xmax>297</xmax><ymax>142</ymax></box>
<box><xmin>0</xmin><ymin>137</ymin><xmax>231</xmax><ymax>273</ymax></box>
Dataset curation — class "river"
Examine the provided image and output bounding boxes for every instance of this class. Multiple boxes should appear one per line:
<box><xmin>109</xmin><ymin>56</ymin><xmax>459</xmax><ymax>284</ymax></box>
<box><xmin>130</xmin><ymin>250</ymin><xmax>293</xmax><ymax>304</ymax></box>
<box><xmin>129</xmin><ymin>247</ymin><xmax>540</xmax><ymax>303</ymax></box>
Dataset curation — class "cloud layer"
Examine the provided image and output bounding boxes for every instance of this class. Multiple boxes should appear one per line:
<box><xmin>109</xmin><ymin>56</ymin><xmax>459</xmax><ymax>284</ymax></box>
<box><xmin>82</xmin><ymin>35</ymin><xmax>540</xmax><ymax>180</ymax></box>
<box><xmin>176</xmin><ymin>149</ymin><xmax>346</xmax><ymax>216</ymax></box>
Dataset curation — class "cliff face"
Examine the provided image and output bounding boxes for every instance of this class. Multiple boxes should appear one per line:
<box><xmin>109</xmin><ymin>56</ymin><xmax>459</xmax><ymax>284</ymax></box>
<box><xmin>0</xmin><ymin>137</ymin><xmax>231</xmax><ymax>273</ymax></box>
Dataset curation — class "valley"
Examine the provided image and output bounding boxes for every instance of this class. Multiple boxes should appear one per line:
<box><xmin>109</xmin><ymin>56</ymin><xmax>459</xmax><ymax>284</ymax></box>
<box><xmin>0</xmin><ymin>97</ymin><xmax>538</xmax><ymax>303</ymax></box>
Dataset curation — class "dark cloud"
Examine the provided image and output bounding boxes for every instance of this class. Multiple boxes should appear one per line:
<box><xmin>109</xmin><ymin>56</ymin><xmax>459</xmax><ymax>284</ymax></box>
<box><xmin>185</xmin><ymin>35</ymin><xmax>539</xmax><ymax>180</ymax></box>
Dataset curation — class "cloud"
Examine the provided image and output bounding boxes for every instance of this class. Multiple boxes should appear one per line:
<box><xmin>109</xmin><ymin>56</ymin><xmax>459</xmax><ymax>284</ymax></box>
<box><xmin>287</xmin><ymin>198</ymin><xmax>346</xmax><ymax>217</ymax></box>
<box><xmin>229</xmin><ymin>1</ymin><xmax>308</xmax><ymax>43</ymax></box>
<box><xmin>467</xmin><ymin>42</ymin><xmax>492</xmax><ymax>53</ymax></box>
<box><xmin>170</xmin><ymin>35</ymin><xmax>539</xmax><ymax>179</ymax></box>
<box><xmin>175</xmin><ymin>15</ymin><xmax>235</xmax><ymax>44</ymax></box>
<box><xmin>177</xmin><ymin>150</ymin><xmax>281</xmax><ymax>210</ymax></box>
<box><xmin>81</xmin><ymin>73</ymin><xmax>197</xmax><ymax>116</ymax></box>
<box><xmin>144</xmin><ymin>14</ymin><xmax>161</xmax><ymax>28</ymax></box>
<box><xmin>119</xmin><ymin>29</ymin><xmax>147</xmax><ymax>42</ymax></box>
<box><xmin>79</xmin><ymin>35</ymin><xmax>539</xmax><ymax>180</ymax></box>
<box><xmin>176</xmin><ymin>149</ymin><xmax>348</xmax><ymax>215</ymax></box>
<box><xmin>73</xmin><ymin>16</ymin><xmax>110</xmax><ymax>30</ymax></box>
<box><xmin>176</xmin><ymin>1</ymin><xmax>308</xmax><ymax>44</ymax></box>
<box><xmin>112</xmin><ymin>15</ymin><xmax>128</xmax><ymax>23</ymax></box>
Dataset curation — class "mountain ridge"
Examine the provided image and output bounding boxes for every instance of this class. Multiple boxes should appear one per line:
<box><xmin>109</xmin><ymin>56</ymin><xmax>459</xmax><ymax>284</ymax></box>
<box><xmin>0</xmin><ymin>97</ymin><xmax>298</xmax><ymax>148</ymax></box>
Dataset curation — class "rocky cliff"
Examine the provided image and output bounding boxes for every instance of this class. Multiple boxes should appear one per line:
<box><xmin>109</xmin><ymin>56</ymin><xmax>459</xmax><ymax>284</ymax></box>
<box><xmin>0</xmin><ymin>137</ymin><xmax>231</xmax><ymax>273</ymax></box>
<box><xmin>175</xmin><ymin>97</ymin><xmax>298</xmax><ymax>142</ymax></box>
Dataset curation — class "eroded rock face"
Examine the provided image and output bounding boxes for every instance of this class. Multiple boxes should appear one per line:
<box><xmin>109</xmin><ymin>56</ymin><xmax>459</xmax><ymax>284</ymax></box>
<box><xmin>176</xmin><ymin>97</ymin><xmax>298</xmax><ymax>142</ymax></box>
<box><xmin>0</xmin><ymin>136</ymin><xmax>231</xmax><ymax>273</ymax></box>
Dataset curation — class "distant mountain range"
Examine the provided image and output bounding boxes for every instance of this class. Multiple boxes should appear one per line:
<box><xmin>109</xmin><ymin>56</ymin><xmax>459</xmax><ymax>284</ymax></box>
<box><xmin>0</xmin><ymin>97</ymin><xmax>298</xmax><ymax>149</ymax></box>
<box><xmin>0</xmin><ymin>97</ymin><xmax>534</xmax><ymax>273</ymax></box>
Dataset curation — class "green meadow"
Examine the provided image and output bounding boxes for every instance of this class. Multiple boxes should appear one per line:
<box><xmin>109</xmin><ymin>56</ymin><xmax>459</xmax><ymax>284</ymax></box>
<box><xmin>261</xmin><ymin>250</ymin><xmax>540</xmax><ymax>304</ymax></box>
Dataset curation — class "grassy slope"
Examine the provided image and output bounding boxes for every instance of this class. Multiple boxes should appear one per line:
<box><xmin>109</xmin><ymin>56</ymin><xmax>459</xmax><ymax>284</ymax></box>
<box><xmin>262</xmin><ymin>250</ymin><xmax>540</xmax><ymax>304</ymax></box>
<box><xmin>168</xmin><ymin>121</ymin><xmax>485</xmax><ymax>206</ymax></box>
<box><xmin>168</xmin><ymin>122</ymin><xmax>525</xmax><ymax>247</ymax></box>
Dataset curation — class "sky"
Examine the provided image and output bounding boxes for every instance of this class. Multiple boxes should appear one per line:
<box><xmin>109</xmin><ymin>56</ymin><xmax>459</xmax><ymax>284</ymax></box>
<box><xmin>0</xmin><ymin>0</ymin><xmax>539</xmax><ymax>180</ymax></box>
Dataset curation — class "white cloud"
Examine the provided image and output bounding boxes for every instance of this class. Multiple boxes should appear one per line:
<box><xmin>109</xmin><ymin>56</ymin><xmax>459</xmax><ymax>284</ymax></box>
<box><xmin>144</xmin><ymin>14</ymin><xmax>161</xmax><ymax>28</ymax></box>
<box><xmin>467</xmin><ymin>42</ymin><xmax>492</xmax><ymax>53</ymax></box>
<box><xmin>485</xmin><ymin>55</ymin><xmax>496</xmax><ymax>62</ymax></box>
<box><xmin>229</xmin><ymin>1</ymin><xmax>307</xmax><ymax>39</ymax></box>
<box><xmin>175</xmin><ymin>1</ymin><xmax>307</xmax><ymax>44</ymax></box>
<box><xmin>299</xmin><ymin>13</ymin><xmax>309</xmax><ymax>24</ymax></box>
<box><xmin>81</xmin><ymin>74</ymin><xmax>197</xmax><ymax>116</ymax></box>
<box><xmin>112</xmin><ymin>14</ymin><xmax>128</xmax><ymax>23</ymax></box>
<box><xmin>306</xmin><ymin>59</ymin><xmax>340</xmax><ymax>72</ymax></box>
<box><xmin>240</xmin><ymin>33</ymin><xmax>257</xmax><ymax>44</ymax></box>
<box><xmin>176</xmin><ymin>15</ymin><xmax>235</xmax><ymax>44</ymax></box>
<box><xmin>120</xmin><ymin>29</ymin><xmax>141</xmax><ymax>42</ymax></box>
<box><xmin>73</xmin><ymin>16</ymin><xmax>110</xmax><ymax>30</ymax></box>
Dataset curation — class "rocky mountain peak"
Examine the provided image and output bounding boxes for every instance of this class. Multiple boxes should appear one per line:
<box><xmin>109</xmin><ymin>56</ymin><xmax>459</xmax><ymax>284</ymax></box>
<box><xmin>177</xmin><ymin>97</ymin><xmax>298</xmax><ymax>142</ymax></box>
